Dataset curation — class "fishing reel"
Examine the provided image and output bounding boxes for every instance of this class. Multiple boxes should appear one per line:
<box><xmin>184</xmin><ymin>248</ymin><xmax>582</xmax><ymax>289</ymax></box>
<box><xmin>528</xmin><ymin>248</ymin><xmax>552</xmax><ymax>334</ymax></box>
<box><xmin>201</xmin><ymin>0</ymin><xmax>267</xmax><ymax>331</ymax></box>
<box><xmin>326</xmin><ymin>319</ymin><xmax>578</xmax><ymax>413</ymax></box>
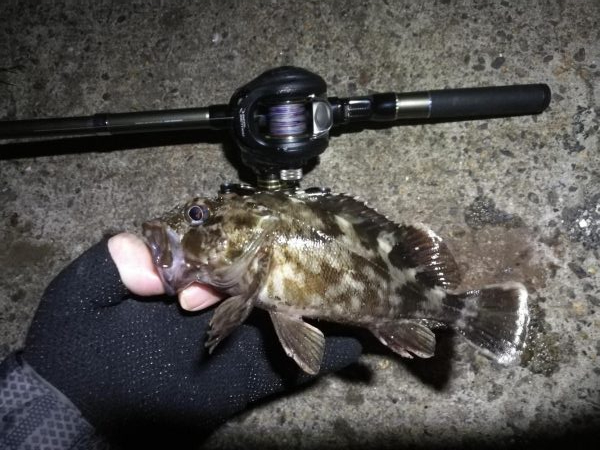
<box><xmin>0</xmin><ymin>66</ymin><xmax>551</xmax><ymax>190</ymax></box>
<box><xmin>227</xmin><ymin>66</ymin><xmax>331</xmax><ymax>186</ymax></box>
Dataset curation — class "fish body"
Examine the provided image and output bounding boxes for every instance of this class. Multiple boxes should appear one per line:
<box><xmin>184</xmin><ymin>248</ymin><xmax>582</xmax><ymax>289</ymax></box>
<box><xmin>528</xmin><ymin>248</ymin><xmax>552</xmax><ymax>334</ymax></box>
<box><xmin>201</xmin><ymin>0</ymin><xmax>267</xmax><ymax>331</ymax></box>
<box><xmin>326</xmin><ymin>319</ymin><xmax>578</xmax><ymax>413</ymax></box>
<box><xmin>143</xmin><ymin>186</ymin><xmax>529</xmax><ymax>374</ymax></box>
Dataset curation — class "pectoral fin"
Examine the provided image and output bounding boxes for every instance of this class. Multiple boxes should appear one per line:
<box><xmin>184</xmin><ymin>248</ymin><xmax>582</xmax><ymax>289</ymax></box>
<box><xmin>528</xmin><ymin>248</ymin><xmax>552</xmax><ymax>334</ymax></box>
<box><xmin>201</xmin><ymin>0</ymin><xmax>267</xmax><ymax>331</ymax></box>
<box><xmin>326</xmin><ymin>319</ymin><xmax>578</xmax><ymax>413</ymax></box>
<box><xmin>269</xmin><ymin>312</ymin><xmax>325</xmax><ymax>375</ymax></box>
<box><xmin>206</xmin><ymin>243</ymin><xmax>272</xmax><ymax>353</ymax></box>
<box><xmin>370</xmin><ymin>320</ymin><xmax>436</xmax><ymax>359</ymax></box>
<box><xmin>206</xmin><ymin>295</ymin><xmax>254</xmax><ymax>353</ymax></box>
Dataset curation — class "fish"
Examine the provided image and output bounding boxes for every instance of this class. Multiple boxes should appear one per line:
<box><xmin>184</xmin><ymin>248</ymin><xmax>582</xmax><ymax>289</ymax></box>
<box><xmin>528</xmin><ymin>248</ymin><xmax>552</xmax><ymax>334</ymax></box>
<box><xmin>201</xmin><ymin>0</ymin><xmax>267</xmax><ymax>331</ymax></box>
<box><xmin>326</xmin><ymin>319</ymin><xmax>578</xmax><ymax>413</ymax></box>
<box><xmin>142</xmin><ymin>185</ymin><xmax>529</xmax><ymax>374</ymax></box>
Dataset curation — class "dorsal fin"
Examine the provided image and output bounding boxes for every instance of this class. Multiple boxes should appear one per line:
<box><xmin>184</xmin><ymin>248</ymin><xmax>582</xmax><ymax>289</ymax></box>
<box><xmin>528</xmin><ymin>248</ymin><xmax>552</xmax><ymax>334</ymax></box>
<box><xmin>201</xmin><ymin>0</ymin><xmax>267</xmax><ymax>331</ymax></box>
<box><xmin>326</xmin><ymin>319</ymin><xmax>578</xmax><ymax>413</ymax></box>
<box><xmin>300</xmin><ymin>191</ymin><xmax>398</xmax><ymax>234</ymax></box>
<box><xmin>389</xmin><ymin>224</ymin><xmax>461</xmax><ymax>290</ymax></box>
<box><xmin>300</xmin><ymin>191</ymin><xmax>461</xmax><ymax>290</ymax></box>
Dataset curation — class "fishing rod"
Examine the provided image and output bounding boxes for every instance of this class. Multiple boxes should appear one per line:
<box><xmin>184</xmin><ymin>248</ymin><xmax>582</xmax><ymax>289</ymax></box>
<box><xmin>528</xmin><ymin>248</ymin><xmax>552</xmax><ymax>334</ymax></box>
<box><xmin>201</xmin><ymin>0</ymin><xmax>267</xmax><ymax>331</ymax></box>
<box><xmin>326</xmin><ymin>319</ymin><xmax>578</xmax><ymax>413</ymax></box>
<box><xmin>0</xmin><ymin>66</ymin><xmax>550</xmax><ymax>189</ymax></box>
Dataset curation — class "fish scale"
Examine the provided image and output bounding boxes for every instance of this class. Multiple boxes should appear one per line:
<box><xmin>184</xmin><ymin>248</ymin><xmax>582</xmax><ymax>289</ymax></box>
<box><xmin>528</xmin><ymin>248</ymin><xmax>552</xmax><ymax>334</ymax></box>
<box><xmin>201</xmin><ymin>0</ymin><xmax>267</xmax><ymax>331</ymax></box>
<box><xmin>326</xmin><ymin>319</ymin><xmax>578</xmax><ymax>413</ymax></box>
<box><xmin>143</xmin><ymin>187</ymin><xmax>529</xmax><ymax>374</ymax></box>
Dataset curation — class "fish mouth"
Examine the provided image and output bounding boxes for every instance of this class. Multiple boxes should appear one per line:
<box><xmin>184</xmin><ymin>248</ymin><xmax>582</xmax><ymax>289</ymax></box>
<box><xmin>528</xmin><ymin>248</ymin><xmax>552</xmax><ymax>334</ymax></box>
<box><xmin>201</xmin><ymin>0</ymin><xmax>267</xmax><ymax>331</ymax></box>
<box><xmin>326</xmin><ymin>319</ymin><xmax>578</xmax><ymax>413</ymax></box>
<box><xmin>142</xmin><ymin>220</ymin><xmax>185</xmax><ymax>296</ymax></box>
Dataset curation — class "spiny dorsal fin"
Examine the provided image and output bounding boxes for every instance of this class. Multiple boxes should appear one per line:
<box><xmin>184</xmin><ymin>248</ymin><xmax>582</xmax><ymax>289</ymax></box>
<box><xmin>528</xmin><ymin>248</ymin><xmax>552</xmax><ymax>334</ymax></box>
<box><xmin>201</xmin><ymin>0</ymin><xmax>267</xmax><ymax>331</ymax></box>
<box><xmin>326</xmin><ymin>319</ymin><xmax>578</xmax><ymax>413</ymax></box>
<box><xmin>301</xmin><ymin>191</ymin><xmax>461</xmax><ymax>290</ymax></box>
<box><xmin>300</xmin><ymin>191</ymin><xmax>399</xmax><ymax>235</ymax></box>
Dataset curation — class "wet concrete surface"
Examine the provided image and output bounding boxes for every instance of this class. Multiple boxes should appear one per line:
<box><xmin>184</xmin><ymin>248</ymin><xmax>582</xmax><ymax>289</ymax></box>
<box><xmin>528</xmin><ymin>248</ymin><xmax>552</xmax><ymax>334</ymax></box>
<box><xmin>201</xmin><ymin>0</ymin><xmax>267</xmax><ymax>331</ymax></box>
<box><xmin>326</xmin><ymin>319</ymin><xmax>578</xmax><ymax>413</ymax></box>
<box><xmin>1</xmin><ymin>0</ymin><xmax>599</xmax><ymax>448</ymax></box>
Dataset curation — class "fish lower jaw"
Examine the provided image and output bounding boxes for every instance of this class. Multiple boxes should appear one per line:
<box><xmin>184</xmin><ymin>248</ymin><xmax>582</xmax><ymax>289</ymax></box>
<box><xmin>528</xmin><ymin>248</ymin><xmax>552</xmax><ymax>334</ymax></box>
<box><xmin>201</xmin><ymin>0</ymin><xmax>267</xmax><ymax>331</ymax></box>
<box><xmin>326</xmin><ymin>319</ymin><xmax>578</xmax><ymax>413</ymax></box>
<box><xmin>155</xmin><ymin>266</ymin><xmax>180</xmax><ymax>296</ymax></box>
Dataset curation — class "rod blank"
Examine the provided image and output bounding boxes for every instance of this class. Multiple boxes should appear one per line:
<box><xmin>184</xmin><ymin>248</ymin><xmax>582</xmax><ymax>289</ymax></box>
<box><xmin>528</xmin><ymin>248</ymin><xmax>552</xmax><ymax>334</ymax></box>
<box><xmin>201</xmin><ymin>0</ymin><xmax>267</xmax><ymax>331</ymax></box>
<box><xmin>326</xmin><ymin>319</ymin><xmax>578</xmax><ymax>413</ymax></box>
<box><xmin>0</xmin><ymin>107</ymin><xmax>229</xmax><ymax>139</ymax></box>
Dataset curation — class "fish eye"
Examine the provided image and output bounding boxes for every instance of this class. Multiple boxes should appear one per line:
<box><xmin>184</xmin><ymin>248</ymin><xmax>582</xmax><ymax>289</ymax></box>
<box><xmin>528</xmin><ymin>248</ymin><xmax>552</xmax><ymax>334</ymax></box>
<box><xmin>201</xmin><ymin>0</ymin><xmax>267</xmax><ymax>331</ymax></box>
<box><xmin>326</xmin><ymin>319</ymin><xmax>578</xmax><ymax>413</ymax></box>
<box><xmin>186</xmin><ymin>204</ymin><xmax>209</xmax><ymax>226</ymax></box>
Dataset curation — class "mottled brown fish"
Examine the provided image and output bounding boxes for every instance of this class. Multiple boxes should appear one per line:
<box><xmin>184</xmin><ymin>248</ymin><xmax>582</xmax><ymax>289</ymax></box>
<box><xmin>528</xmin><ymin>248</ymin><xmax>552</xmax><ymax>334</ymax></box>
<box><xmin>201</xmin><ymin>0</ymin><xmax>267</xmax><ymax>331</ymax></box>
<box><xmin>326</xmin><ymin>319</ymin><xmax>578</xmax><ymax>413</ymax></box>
<box><xmin>143</xmin><ymin>186</ymin><xmax>529</xmax><ymax>374</ymax></box>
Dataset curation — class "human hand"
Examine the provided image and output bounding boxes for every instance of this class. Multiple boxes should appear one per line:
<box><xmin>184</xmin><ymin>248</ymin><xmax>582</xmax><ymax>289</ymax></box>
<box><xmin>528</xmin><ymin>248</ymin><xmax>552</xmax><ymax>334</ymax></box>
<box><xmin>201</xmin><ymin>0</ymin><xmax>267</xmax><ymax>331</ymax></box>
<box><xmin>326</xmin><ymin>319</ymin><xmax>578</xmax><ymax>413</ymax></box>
<box><xmin>22</xmin><ymin>234</ymin><xmax>362</xmax><ymax>444</ymax></box>
<box><xmin>107</xmin><ymin>232</ymin><xmax>225</xmax><ymax>312</ymax></box>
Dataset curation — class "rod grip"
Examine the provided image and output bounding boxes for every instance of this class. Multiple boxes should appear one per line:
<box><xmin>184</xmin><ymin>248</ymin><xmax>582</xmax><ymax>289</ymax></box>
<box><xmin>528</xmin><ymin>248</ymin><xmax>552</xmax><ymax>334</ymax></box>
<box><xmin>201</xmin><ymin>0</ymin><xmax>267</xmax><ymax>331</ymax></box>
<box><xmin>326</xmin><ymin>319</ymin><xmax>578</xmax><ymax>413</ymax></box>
<box><xmin>428</xmin><ymin>84</ymin><xmax>551</xmax><ymax>119</ymax></box>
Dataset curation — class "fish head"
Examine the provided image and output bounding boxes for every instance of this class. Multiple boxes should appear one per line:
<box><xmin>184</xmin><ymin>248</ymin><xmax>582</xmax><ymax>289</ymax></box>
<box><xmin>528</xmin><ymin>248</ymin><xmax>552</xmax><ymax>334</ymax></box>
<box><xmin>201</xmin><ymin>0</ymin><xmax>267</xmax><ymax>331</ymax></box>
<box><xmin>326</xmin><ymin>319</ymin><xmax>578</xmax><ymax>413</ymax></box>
<box><xmin>142</xmin><ymin>192</ymin><xmax>270</xmax><ymax>295</ymax></box>
<box><xmin>142</xmin><ymin>195</ymin><xmax>226</xmax><ymax>295</ymax></box>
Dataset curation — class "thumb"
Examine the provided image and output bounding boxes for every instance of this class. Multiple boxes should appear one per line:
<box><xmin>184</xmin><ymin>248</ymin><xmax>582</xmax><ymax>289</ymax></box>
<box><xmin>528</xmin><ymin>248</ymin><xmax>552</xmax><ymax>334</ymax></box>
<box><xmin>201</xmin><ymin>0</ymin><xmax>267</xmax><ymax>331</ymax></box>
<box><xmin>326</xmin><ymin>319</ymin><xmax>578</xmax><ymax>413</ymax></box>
<box><xmin>108</xmin><ymin>233</ymin><xmax>165</xmax><ymax>297</ymax></box>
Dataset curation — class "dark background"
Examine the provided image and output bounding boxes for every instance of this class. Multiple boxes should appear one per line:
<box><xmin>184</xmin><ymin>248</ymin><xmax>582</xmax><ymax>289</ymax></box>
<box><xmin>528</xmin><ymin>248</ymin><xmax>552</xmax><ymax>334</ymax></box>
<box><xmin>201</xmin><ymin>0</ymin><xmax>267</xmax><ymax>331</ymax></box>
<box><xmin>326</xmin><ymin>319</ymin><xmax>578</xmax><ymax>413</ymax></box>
<box><xmin>1</xmin><ymin>0</ymin><xmax>598</xmax><ymax>448</ymax></box>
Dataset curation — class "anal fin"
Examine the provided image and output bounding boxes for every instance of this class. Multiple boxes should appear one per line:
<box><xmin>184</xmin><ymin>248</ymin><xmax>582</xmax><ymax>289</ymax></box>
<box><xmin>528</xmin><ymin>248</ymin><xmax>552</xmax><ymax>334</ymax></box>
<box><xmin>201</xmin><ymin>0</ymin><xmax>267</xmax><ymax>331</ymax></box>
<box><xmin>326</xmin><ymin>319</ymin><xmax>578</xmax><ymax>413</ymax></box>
<box><xmin>269</xmin><ymin>312</ymin><xmax>325</xmax><ymax>375</ymax></box>
<box><xmin>370</xmin><ymin>320</ymin><xmax>436</xmax><ymax>359</ymax></box>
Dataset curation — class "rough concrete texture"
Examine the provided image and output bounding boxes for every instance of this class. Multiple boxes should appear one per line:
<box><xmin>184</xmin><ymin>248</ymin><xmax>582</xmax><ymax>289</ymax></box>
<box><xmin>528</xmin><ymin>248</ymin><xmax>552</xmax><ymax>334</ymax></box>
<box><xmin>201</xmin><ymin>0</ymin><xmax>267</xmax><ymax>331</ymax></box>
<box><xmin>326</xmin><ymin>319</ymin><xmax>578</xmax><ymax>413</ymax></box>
<box><xmin>0</xmin><ymin>0</ymin><xmax>598</xmax><ymax>448</ymax></box>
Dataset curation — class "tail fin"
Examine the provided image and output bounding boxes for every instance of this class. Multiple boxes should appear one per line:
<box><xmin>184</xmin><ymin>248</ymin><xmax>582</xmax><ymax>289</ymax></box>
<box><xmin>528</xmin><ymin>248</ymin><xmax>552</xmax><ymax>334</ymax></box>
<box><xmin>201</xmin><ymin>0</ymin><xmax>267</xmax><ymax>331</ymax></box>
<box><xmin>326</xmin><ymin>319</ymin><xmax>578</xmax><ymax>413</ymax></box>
<box><xmin>445</xmin><ymin>282</ymin><xmax>529</xmax><ymax>364</ymax></box>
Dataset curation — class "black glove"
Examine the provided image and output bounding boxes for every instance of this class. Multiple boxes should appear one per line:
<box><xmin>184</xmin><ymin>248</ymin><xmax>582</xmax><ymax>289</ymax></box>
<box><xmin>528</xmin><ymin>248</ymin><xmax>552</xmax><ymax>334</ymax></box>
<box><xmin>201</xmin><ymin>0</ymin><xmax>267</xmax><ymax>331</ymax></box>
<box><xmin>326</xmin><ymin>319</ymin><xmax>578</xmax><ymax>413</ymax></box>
<box><xmin>22</xmin><ymin>239</ymin><xmax>361</xmax><ymax>445</ymax></box>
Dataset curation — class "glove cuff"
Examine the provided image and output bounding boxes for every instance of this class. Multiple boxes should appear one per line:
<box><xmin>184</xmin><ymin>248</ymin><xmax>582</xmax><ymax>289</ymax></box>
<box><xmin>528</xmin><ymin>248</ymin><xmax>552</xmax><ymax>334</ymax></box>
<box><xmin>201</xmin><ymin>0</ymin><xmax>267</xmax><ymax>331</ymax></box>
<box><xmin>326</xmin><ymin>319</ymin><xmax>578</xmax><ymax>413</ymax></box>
<box><xmin>0</xmin><ymin>353</ymin><xmax>107</xmax><ymax>448</ymax></box>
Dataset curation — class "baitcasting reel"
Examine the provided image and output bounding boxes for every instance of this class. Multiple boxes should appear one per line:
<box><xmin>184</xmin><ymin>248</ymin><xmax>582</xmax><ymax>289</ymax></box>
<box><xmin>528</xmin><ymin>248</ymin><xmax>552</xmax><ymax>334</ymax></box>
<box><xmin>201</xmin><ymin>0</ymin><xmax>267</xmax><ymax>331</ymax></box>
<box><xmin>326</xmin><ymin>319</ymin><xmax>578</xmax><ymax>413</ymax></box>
<box><xmin>0</xmin><ymin>66</ymin><xmax>551</xmax><ymax>189</ymax></box>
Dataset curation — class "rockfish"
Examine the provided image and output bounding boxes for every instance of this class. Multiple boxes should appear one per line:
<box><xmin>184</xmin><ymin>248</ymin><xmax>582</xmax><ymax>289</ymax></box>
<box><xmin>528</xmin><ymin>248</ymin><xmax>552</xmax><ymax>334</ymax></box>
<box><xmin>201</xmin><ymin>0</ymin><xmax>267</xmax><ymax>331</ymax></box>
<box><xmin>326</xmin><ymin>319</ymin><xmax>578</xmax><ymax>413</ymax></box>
<box><xmin>143</xmin><ymin>186</ymin><xmax>529</xmax><ymax>374</ymax></box>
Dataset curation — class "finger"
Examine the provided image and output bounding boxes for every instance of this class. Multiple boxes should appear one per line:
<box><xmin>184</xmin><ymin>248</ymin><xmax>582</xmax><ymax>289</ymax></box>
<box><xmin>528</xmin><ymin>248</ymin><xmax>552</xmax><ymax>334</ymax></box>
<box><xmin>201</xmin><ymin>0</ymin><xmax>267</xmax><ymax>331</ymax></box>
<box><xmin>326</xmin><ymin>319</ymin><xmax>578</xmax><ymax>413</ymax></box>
<box><xmin>179</xmin><ymin>283</ymin><xmax>224</xmax><ymax>311</ymax></box>
<box><xmin>108</xmin><ymin>232</ymin><xmax>165</xmax><ymax>297</ymax></box>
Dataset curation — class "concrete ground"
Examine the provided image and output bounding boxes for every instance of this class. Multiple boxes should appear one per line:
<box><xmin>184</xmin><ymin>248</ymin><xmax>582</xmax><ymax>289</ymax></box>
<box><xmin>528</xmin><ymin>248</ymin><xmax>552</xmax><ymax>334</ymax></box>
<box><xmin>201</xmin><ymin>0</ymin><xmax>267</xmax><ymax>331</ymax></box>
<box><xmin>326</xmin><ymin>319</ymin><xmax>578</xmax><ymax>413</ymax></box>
<box><xmin>1</xmin><ymin>0</ymin><xmax>598</xmax><ymax>448</ymax></box>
